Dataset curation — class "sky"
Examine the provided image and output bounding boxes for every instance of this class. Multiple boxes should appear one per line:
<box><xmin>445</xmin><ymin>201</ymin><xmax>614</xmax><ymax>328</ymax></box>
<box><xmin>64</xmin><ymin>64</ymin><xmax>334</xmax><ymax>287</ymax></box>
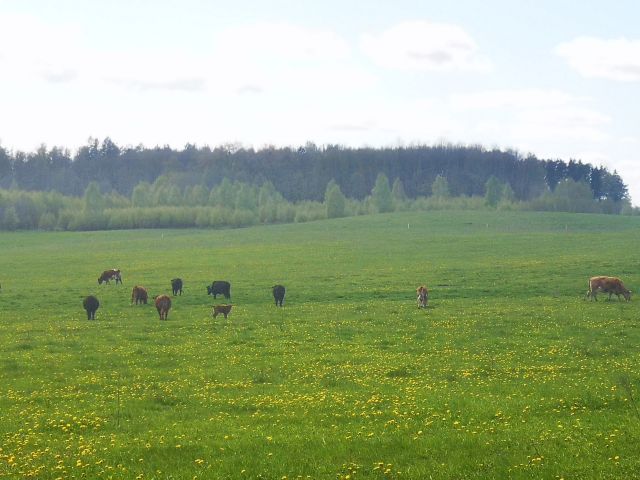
<box><xmin>1</xmin><ymin>0</ymin><xmax>639</xmax><ymax>202</ymax></box>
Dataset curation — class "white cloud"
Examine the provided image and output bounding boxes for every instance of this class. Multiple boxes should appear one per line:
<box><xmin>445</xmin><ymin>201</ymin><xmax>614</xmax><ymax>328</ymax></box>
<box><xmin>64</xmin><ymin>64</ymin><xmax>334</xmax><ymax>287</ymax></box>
<box><xmin>360</xmin><ymin>20</ymin><xmax>491</xmax><ymax>72</ymax></box>
<box><xmin>213</xmin><ymin>21</ymin><xmax>351</xmax><ymax>65</ymax></box>
<box><xmin>446</xmin><ymin>88</ymin><xmax>612</xmax><ymax>147</ymax></box>
<box><xmin>507</xmin><ymin>106</ymin><xmax>611</xmax><ymax>145</ymax></box>
<box><xmin>450</xmin><ymin>88</ymin><xmax>580</xmax><ymax>110</ymax></box>
<box><xmin>0</xmin><ymin>13</ymin><xmax>84</xmax><ymax>84</ymax></box>
<box><xmin>556</xmin><ymin>36</ymin><xmax>640</xmax><ymax>81</ymax></box>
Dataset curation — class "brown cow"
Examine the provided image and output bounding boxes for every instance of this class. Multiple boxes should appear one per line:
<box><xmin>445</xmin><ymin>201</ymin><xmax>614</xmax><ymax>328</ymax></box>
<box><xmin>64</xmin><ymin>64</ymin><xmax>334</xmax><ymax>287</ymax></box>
<box><xmin>416</xmin><ymin>285</ymin><xmax>428</xmax><ymax>308</ymax></box>
<box><xmin>586</xmin><ymin>276</ymin><xmax>631</xmax><ymax>301</ymax></box>
<box><xmin>155</xmin><ymin>294</ymin><xmax>172</xmax><ymax>320</ymax></box>
<box><xmin>98</xmin><ymin>269</ymin><xmax>122</xmax><ymax>285</ymax></box>
<box><xmin>212</xmin><ymin>304</ymin><xmax>233</xmax><ymax>319</ymax></box>
<box><xmin>131</xmin><ymin>286</ymin><xmax>148</xmax><ymax>305</ymax></box>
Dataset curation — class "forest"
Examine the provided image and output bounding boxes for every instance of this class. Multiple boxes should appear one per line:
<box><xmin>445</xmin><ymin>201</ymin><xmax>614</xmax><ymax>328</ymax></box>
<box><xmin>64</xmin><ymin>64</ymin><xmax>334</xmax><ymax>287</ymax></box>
<box><xmin>0</xmin><ymin>138</ymin><xmax>633</xmax><ymax>231</ymax></box>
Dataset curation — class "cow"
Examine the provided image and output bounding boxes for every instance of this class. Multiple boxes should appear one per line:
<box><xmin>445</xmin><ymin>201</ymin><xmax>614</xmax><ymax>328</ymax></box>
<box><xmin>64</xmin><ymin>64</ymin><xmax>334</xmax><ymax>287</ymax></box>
<box><xmin>131</xmin><ymin>286</ymin><xmax>148</xmax><ymax>305</ymax></box>
<box><xmin>586</xmin><ymin>276</ymin><xmax>631</xmax><ymax>301</ymax></box>
<box><xmin>98</xmin><ymin>269</ymin><xmax>122</xmax><ymax>285</ymax></box>
<box><xmin>207</xmin><ymin>281</ymin><xmax>231</xmax><ymax>299</ymax></box>
<box><xmin>83</xmin><ymin>295</ymin><xmax>100</xmax><ymax>320</ymax></box>
<box><xmin>212</xmin><ymin>304</ymin><xmax>233</xmax><ymax>319</ymax></box>
<box><xmin>171</xmin><ymin>278</ymin><xmax>183</xmax><ymax>296</ymax></box>
<box><xmin>272</xmin><ymin>284</ymin><xmax>286</xmax><ymax>307</ymax></box>
<box><xmin>416</xmin><ymin>285</ymin><xmax>428</xmax><ymax>308</ymax></box>
<box><xmin>155</xmin><ymin>295</ymin><xmax>172</xmax><ymax>320</ymax></box>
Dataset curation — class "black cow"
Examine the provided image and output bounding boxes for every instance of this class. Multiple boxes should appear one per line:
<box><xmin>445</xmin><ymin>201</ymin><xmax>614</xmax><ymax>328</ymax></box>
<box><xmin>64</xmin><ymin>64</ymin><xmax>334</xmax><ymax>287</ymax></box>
<box><xmin>272</xmin><ymin>284</ymin><xmax>285</xmax><ymax>307</ymax></box>
<box><xmin>83</xmin><ymin>295</ymin><xmax>100</xmax><ymax>320</ymax></box>
<box><xmin>171</xmin><ymin>278</ymin><xmax>183</xmax><ymax>296</ymax></box>
<box><xmin>207</xmin><ymin>281</ymin><xmax>231</xmax><ymax>299</ymax></box>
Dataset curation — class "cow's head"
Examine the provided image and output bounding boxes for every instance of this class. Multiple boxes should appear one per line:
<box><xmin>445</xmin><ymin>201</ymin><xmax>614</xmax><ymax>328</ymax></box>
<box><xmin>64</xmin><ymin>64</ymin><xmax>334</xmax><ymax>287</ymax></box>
<box><xmin>624</xmin><ymin>289</ymin><xmax>632</xmax><ymax>301</ymax></box>
<box><xmin>98</xmin><ymin>277</ymin><xmax>103</xmax><ymax>285</ymax></box>
<box><xmin>206</xmin><ymin>285</ymin><xmax>212</xmax><ymax>295</ymax></box>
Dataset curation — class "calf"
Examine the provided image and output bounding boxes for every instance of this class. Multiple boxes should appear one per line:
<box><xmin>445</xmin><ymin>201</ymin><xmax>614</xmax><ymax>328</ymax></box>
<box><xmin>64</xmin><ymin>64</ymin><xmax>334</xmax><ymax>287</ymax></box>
<box><xmin>212</xmin><ymin>304</ymin><xmax>233</xmax><ymax>319</ymax></box>
<box><xmin>83</xmin><ymin>295</ymin><xmax>100</xmax><ymax>320</ymax></box>
<box><xmin>155</xmin><ymin>294</ymin><xmax>172</xmax><ymax>320</ymax></box>
<box><xmin>207</xmin><ymin>280</ymin><xmax>231</xmax><ymax>299</ymax></box>
<box><xmin>171</xmin><ymin>278</ymin><xmax>183</xmax><ymax>296</ymax></box>
<box><xmin>416</xmin><ymin>285</ymin><xmax>428</xmax><ymax>308</ymax></box>
<box><xmin>272</xmin><ymin>284</ymin><xmax>286</xmax><ymax>307</ymax></box>
<box><xmin>98</xmin><ymin>269</ymin><xmax>122</xmax><ymax>285</ymax></box>
<box><xmin>131</xmin><ymin>285</ymin><xmax>148</xmax><ymax>305</ymax></box>
<box><xmin>586</xmin><ymin>276</ymin><xmax>631</xmax><ymax>301</ymax></box>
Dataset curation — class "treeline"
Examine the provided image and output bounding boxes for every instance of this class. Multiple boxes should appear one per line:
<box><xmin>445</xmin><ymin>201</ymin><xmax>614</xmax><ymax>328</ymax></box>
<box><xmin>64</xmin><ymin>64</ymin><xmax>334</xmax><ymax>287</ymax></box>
<box><xmin>0</xmin><ymin>139</ymin><xmax>629</xmax><ymax>204</ymax></box>
<box><xmin>0</xmin><ymin>173</ymin><xmax>636</xmax><ymax>232</ymax></box>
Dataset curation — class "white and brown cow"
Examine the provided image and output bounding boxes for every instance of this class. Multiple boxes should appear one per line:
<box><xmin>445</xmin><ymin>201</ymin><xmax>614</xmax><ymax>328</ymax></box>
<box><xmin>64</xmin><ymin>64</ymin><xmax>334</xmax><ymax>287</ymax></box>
<box><xmin>98</xmin><ymin>269</ymin><xmax>122</xmax><ymax>285</ymax></box>
<box><xmin>586</xmin><ymin>276</ymin><xmax>631</xmax><ymax>301</ymax></box>
<box><xmin>416</xmin><ymin>285</ymin><xmax>428</xmax><ymax>308</ymax></box>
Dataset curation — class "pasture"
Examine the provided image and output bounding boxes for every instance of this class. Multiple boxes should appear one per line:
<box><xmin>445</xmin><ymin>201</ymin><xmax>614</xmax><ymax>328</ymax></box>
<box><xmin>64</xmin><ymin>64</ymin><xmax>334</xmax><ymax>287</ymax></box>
<box><xmin>1</xmin><ymin>210</ymin><xmax>639</xmax><ymax>479</ymax></box>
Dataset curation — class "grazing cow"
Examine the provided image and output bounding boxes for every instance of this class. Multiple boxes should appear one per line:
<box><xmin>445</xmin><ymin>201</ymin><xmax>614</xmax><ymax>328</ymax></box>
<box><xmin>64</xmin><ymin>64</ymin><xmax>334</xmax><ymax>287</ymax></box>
<box><xmin>207</xmin><ymin>281</ymin><xmax>231</xmax><ymax>299</ymax></box>
<box><xmin>272</xmin><ymin>284</ymin><xmax>286</xmax><ymax>307</ymax></box>
<box><xmin>155</xmin><ymin>295</ymin><xmax>172</xmax><ymax>320</ymax></box>
<box><xmin>586</xmin><ymin>276</ymin><xmax>631</xmax><ymax>301</ymax></box>
<box><xmin>98</xmin><ymin>269</ymin><xmax>122</xmax><ymax>285</ymax></box>
<box><xmin>83</xmin><ymin>295</ymin><xmax>100</xmax><ymax>320</ymax></box>
<box><xmin>131</xmin><ymin>286</ymin><xmax>148</xmax><ymax>305</ymax></box>
<box><xmin>416</xmin><ymin>285</ymin><xmax>428</xmax><ymax>308</ymax></box>
<box><xmin>171</xmin><ymin>278</ymin><xmax>183</xmax><ymax>296</ymax></box>
<box><xmin>212</xmin><ymin>304</ymin><xmax>233</xmax><ymax>319</ymax></box>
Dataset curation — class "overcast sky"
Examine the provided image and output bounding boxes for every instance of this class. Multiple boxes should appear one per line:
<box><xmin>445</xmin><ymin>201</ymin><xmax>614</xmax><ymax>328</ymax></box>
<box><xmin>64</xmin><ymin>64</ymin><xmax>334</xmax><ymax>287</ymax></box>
<box><xmin>1</xmin><ymin>0</ymin><xmax>639</xmax><ymax>202</ymax></box>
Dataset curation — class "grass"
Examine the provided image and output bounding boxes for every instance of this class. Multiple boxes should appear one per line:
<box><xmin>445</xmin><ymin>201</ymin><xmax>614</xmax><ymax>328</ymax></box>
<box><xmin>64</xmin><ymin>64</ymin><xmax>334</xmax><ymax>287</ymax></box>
<box><xmin>1</xmin><ymin>210</ymin><xmax>640</xmax><ymax>479</ymax></box>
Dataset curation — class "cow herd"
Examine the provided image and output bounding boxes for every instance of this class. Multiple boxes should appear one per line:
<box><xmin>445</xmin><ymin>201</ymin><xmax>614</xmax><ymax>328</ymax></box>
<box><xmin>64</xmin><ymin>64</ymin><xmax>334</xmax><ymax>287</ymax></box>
<box><xmin>83</xmin><ymin>270</ymin><xmax>288</xmax><ymax>321</ymax></box>
<box><xmin>82</xmin><ymin>270</ymin><xmax>631</xmax><ymax>322</ymax></box>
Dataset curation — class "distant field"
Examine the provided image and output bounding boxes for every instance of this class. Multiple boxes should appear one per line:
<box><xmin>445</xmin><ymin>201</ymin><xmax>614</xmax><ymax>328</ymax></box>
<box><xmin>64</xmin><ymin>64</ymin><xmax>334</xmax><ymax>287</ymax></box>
<box><xmin>1</xmin><ymin>210</ymin><xmax>639</xmax><ymax>479</ymax></box>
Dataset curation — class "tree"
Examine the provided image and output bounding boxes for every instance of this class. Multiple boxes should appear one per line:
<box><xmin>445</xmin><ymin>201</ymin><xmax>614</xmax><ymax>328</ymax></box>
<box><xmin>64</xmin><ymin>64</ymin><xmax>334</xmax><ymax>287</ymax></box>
<box><xmin>132</xmin><ymin>182</ymin><xmax>152</xmax><ymax>207</ymax></box>
<box><xmin>431</xmin><ymin>175</ymin><xmax>450</xmax><ymax>198</ymax></box>
<box><xmin>184</xmin><ymin>185</ymin><xmax>209</xmax><ymax>206</ymax></box>
<box><xmin>602</xmin><ymin>170</ymin><xmax>628</xmax><ymax>202</ymax></box>
<box><xmin>235</xmin><ymin>183</ymin><xmax>258</xmax><ymax>211</ymax></box>
<box><xmin>392</xmin><ymin>178</ymin><xmax>407</xmax><ymax>202</ymax></box>
<box><xmin>589</xmin><ymin>166</ymin><xmax>605</xmax><ymax>200</ymax></box>
<box><xmin>325</xmin><ymin>180</ymin><xmax>346</xmax><ymax>218</ymax></box>
<box><xmin>543</xmin><ymin>160</ymin><xmax>567</xmax><ymax>191</ymax></box>
<box><xmin>501</xmin><ymin>182</ymin><xmax>516</xmax><ymax>202</ymax></box>
<box><xmin>371</xmin><ymin>173</ymin><xmax>393</xmax><ymax>213</ymax></box>
<box><xmin>83</xmin><ymin>181</ymin><xmax>104</xmax><ymax>215</ymax></box>
<box><xmin>553</xmin><ymin>179</ymin><xmax>597</xmax><ymax>212</ymax></box>
<box><xmin>210</xmin><ymin>178</ymin><xmax>235</xmax><ymax>207</ymax></box>
<box><xmin>2</xmin><ymin>206</ymin><xmax>19</xmax><ymax>230</ymax></box>
<box><xmin>484</xmin><ymin>176</ymin><xmax>503</xmax><ymax>207</ymax></box>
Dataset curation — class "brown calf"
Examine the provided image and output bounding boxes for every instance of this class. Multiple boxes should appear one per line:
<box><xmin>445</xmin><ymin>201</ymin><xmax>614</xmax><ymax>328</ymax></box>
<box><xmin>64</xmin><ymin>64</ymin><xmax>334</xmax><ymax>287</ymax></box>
<box><xmin>155</xmin><ymin>295</ymin><xmax>172</xmax><ymax>320</ymax></box>
<box><xmin>586</xmin><ymin>276</ymin><xmax>631</xmax><ymax>301</ymax></box>
<box><xmin>131</xmin><ymin>286</ymin><xmax>148</xmax><ymax>305</ymax></box>
<box><xmin>416</xmin><ymin>285</ymin><xmax>428</xmax><ymax>308</ymax></box>
<box><xmin>212</xmin><ymin>304</ymin><xmax>233</xmax><ymax>319</ymax></box>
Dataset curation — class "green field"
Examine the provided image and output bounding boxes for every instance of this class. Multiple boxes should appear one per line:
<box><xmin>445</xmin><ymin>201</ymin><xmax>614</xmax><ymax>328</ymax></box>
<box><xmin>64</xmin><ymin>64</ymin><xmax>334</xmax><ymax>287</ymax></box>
<box><xmin>1</xmin><ymin>211</ymin><xmax>640</xmax><ymax>479</ymax></box>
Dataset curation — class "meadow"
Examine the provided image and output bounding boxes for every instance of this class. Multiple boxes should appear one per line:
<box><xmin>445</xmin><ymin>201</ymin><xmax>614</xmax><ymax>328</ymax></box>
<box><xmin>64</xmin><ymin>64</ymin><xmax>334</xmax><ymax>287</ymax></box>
<box><xmin>1</xmin><ymin>210</ymin><xmax>639</xmax><ymax>479</ymax></box>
